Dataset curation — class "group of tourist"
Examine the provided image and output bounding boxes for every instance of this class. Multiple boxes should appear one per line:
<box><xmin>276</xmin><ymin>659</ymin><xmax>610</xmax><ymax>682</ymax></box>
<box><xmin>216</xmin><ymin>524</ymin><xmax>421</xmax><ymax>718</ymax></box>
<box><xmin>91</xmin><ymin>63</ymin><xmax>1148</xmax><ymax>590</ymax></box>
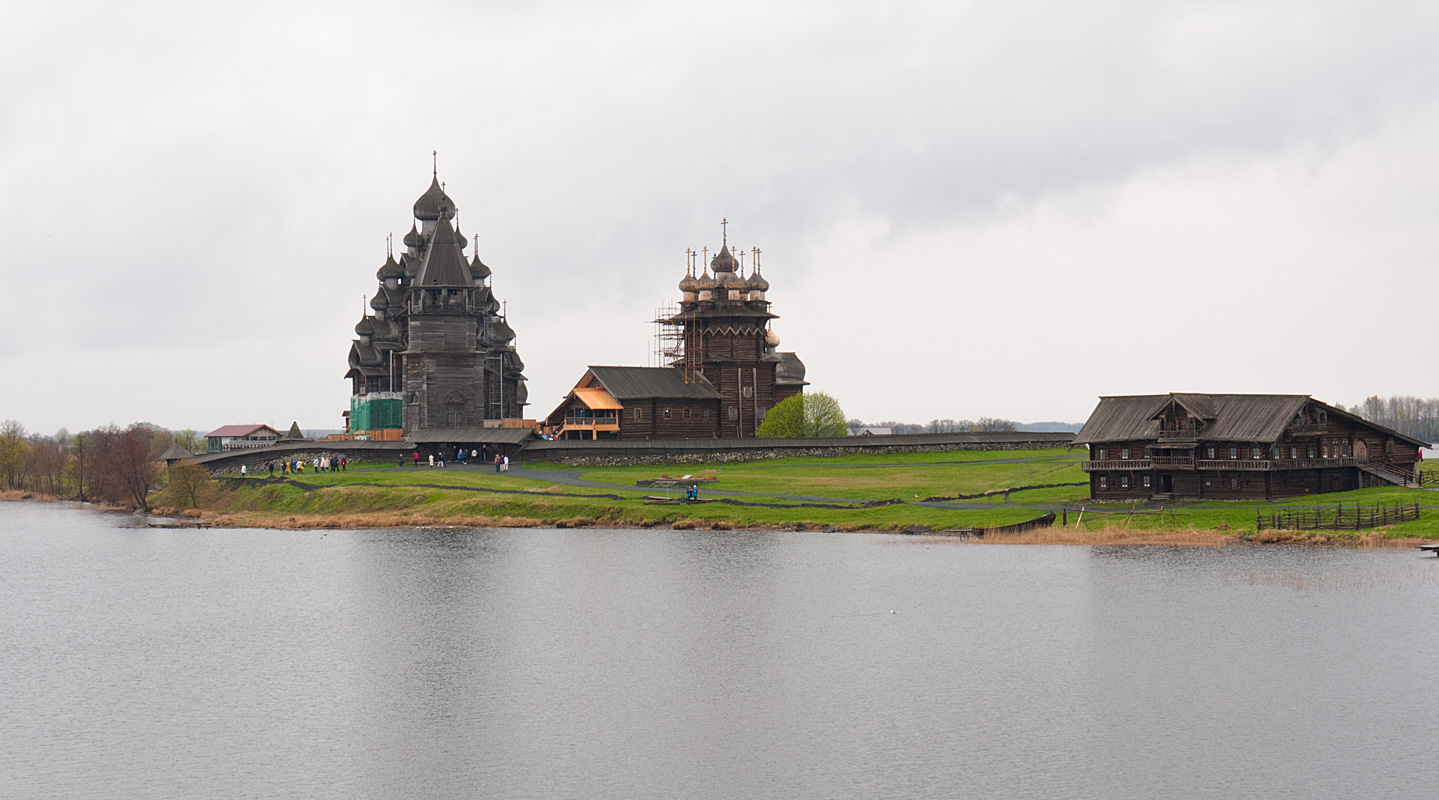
<box><xmin>258</xmin><ymin>457</ymin><xmax>347</xmax><ymax>477</ymax></box>
<box><xmin>397</xmin><ymin>450</ymin><xmax>511</xmax><ymax>472</ymax></box>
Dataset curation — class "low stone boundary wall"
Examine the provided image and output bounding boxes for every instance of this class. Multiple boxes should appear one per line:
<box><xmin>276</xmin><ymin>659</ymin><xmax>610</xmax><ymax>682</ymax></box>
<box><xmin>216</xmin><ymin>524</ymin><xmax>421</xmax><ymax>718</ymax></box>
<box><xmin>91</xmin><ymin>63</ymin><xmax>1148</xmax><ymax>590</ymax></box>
<box><xmin>524</xmin><ymin>431</ymin><xmax>1075</xmax><ymax>466</ymax></box>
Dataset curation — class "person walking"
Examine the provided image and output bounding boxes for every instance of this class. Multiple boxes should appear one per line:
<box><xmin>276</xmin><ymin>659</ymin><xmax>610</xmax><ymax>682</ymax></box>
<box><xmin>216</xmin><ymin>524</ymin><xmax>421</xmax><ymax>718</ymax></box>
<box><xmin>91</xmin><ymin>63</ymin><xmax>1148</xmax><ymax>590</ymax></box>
<box><xmin>240</xmin><ymin>464</ymin><xmax>247</xmax><ymax>477</ymax></box>
<box><xmin>502</xmin><ymin>454</ymin><xmax>509</xmax><ymax>472</ymax></box>
<box><xmin>494</xmin><ymin>454</ymin><xmax>501</xmax><ymax>473</ymax></box>
<box><xmin>267</xmin><ymin>461</ymin><xmax>274</xmax><ymax>477</ymax></box>
<box><xmin>428</xmin><ymin>453</ymin><xmax>435</xmax><ymax>468</ymax></box>
<box><xmin>413</xmin><ymin>451</ymin><xmax>420</xmax><ymax>467</ymax></box>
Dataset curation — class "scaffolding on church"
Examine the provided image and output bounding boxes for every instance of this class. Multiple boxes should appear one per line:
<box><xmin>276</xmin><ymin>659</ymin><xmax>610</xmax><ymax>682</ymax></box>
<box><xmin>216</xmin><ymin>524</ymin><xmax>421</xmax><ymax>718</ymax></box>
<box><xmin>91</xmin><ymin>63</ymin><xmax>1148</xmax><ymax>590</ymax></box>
<box><xmin>653</xmin><ymin>304</ymin><xmax>704</xmax><ymax>383</ymax></box>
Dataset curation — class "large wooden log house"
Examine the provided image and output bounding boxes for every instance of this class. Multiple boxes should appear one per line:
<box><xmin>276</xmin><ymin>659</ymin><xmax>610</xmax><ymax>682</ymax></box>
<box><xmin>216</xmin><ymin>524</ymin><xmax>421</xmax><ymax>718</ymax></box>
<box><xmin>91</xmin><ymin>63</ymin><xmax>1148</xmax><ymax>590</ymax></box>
<box><xmin>1075</xmin><ymin>393</ymin><xmax>1426</xmax><ymax>500</ymax></box>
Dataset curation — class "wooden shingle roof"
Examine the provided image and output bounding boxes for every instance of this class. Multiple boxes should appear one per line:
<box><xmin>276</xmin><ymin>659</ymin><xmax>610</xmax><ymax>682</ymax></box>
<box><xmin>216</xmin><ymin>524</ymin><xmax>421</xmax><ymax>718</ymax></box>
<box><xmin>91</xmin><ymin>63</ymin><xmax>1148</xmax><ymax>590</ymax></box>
<box><xmin>1075</xmin><ymin>394</ymin><xmax>1310</xmax><ymax>444</ymax></box>
<box><xmin>587</xmin><ymin>366</ymin><xmax>722</xmax><ymax>400</ymax></box>
<box><xmin>415</xmin><ymin>216</ymin><xmax>472</xmax><ymax>287</ymax></box>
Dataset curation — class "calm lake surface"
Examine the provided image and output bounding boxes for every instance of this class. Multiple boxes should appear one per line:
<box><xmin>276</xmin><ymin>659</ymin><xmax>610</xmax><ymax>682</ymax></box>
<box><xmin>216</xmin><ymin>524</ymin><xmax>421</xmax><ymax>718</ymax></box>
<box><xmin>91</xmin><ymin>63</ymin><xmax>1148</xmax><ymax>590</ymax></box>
<box><xmin>3</xmin><ymin>502</ymin><xmax>1439</xmax><ymax>799</ymax></box>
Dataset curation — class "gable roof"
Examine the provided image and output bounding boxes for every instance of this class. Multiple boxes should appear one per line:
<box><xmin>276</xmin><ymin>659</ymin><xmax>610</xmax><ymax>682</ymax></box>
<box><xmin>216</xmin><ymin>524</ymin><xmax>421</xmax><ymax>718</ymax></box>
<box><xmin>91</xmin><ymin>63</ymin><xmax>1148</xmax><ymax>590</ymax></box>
<box><xmin>1075</xmin><ymin>393</ymin><xmax>1428</xmax><ymax>446</ymax></box>
<box><xmin>205</xmin><ymin>424</ymin><xmax>280</xmax><ymax>439</ymax></box>
<box><xmin>415</xmin><ymin>216</ymin><xmax>473</xmax><ymax>287</ymax></box>
<box><xmin>572</xmin><ymin>387</ymin><xmax>624</xmax><ymax>410</ymax></box>
<box><xmin>1073</xmin><ymin>396</ymin><xmax>1167</xmax><ymax>443</ymax></box>
<box><xmin>586</xmin><ymin>366</ymin><xmax>722</xmax><ymax>400</ymax></box>
<box><xmin>1075</xmin><ymin>394</ymin><xmax>1309</xmax><ymax>443</ymax></box>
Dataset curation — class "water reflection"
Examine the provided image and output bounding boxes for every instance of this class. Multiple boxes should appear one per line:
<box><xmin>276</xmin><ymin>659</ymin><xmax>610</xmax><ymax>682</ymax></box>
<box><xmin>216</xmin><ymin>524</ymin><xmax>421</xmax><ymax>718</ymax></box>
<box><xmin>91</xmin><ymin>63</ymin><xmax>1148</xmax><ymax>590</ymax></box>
<box><xmin>3</xmin><ymin>503</ymin><xmax>1438</xmax><ymax>799</ymax></box>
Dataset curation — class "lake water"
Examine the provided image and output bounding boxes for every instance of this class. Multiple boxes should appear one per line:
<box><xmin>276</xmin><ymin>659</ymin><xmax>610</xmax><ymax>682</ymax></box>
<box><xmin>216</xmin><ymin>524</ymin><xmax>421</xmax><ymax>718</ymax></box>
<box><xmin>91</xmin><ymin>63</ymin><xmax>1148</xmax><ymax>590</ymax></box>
<box><xmin>3</xmin><ymin>502</ymin><xmax>1439</xmax><ymax>799</ymax></box>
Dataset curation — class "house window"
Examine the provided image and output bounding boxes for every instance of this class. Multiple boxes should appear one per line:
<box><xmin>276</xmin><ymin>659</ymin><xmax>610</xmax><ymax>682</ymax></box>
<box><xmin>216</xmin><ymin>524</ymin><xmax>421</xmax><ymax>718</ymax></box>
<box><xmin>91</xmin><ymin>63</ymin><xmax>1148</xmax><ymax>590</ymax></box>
<box><xmin>1099</xmin><ymin>476</ymin><xmax>1108</xmax><ymax>489</ymax></box>
<box><xmin>1308</xmin><ymin>446</ymin><xmax>1316</xmax><ymax>459</ymax></box>
<box><xmin>1231</xmin><ymin>477</ymin><xmax>1239</xmax><ymax>489</ymax></box>
<box><xmin>1120</xmin><ymin>475</ymin><xmax>1129</xmax><ymax>488</ymax></box>
<box><xmin>742</xmin><ymin>386</ymin><xmax>753</xmax><ymax>398</ymax></box>
<box><xmin>1144</xmin><ymin>447</ymin><xmax>1152</xmax><ymax>459</ymax></box>
<box><xmin>1097</xmin><ymin>448</ymin><xmax>1106</xmax><ymax>460</ymax></box>
<box><xmin>1321</xmin><ymin>443</ymin><xmax>1328</xmax><ymax>458</ymax></box>
<box><xmin>1229</xmin><ymin>447</ymin><xmax>1237</xmax><ymax>459</ymax></box>
<box><xmin>1206</xmin><ymin>446</ymin><xmax>1216</xmax><ymax>459</ymax></box>
<box><xmin>758</xmin><ymin>407</ymin><xmax>768</xmax><ymax>419</ymax></box>
<box><xmin>703</xmin><ymin>408</ymin><xmax>710</xmax><ymax>419</ymax></box>
<box><xmin>1121</xmin><ymin>448</ymin><xmax>1129</xmax><ymax>460</ymax></box>
<box><xmin>663</xmin><ymin>408</ymin><xmax>672</xmax><ymax>419</ymax></box>
<box><xmin>1252</xmin><ymin>446</ymin><xmax>1262</xmax><ymax>459</ymax></box>
<box><xmin>634</xmin><ymin>408</ymin><xmax>642</xmax><ymax>420</ymax></box>
<box><xmin>728</xmin><ymin>407</ymin><xmax>737</xmax><ymax>419</ymax></box>
<box><xmin>1142</xmin><ymin>475</ymin><xmax>1151</xmax><ymax>488</ymax></box>
<box><xmin>683</xmin><ymin>408</ymin><xmax>691</xmax><ymax>418</ymax></box>
<box><xmin>1291</xmin><ymin>446</ymin><xmax>1298</xmax><ymax>459</ymax></box>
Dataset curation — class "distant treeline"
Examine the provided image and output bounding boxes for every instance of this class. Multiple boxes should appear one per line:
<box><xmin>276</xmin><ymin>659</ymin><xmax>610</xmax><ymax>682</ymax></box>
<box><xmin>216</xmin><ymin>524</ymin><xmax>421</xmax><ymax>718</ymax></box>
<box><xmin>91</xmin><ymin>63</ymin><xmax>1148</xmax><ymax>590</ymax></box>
<box><xmin>848</xmin><ymin>417</ymin><xmax>1027</xmax><ymax>434</ymax></box>
<box><xmin>1336</xmin><ymin>396</ymin><xmax>1439</xmax><ymax>445</ymax></box>
<box><xmin>0</xmin><ymin>420</ymin><xmax>203</xmax><ymax>511</ymax></box>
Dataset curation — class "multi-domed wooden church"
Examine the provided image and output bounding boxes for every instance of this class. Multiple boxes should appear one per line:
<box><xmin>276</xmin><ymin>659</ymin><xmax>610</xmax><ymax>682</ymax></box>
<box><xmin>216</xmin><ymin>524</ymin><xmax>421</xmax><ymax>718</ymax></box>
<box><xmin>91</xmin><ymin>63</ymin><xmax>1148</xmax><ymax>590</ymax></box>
<box><xmin>345</xmin><ymin>170</ymin><xmax>528</xmax><ymax>441</ymax></box>
<box><xmin>544</xmin><ymin>227</ymin><xmax>808</xmax><ymax>439</ymax></box>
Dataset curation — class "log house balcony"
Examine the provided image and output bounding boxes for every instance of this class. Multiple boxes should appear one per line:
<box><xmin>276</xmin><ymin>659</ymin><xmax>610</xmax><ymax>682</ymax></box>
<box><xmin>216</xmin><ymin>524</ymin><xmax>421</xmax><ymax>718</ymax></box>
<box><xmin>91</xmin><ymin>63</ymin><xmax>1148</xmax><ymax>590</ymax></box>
<box><xmin>1082</xmin><ymin>459</ymin><xmax>1151</xmax><ymax>471</ymax></box>
<box><xmin>557</xmin><ymin>413</ymin><xmax>620</xmax><ymax>439</ymax></box>
<box><xmin>1084</xmin><ymin>456</ymin><xmax>1358</xmax><ymax>472</ymax></box>
<box><xmin>1157</xmin><ymin>424</ymin><xmax>1203</xmax><ymax>442</ymax></box>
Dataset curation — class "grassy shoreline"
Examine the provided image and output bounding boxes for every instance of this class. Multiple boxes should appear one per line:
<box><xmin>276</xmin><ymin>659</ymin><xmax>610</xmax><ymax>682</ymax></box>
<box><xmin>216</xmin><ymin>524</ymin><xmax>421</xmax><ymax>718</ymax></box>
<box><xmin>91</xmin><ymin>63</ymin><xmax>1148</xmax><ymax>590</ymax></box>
<box><xmin>12</xmin><ymin>448</ymin><xmax>1437</xmax><ymax>546</ymax></box>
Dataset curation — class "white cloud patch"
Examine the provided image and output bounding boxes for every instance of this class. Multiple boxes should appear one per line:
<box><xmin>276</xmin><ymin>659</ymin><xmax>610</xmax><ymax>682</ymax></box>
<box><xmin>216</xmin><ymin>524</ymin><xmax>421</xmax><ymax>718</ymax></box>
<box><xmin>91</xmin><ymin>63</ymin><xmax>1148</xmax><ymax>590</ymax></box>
<box><xmin>3</xmin><ymin>0</ymin><xmax>1437</xmax><ymax>432</ymax></box>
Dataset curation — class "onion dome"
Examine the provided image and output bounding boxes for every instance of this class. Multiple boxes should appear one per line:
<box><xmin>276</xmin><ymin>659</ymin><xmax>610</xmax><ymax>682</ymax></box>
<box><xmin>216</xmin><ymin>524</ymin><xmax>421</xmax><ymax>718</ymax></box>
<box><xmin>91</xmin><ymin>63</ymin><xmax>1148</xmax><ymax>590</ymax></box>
<box><xmin>710</xmin><ymin>244</ymin><xmax>737</xmax><ymax>273</ymax></box>
<box><xmin>403</xmin><ymin>223</ymin><xmax>424</xmax><ymax>249</ymax></box>
<box><xmin>470</xmin><ymin>253</ymin><xmax>491</xmax><ymax>280</ymax></box>
<box><xmin>355</xmin><ymin>316</ymin><xmax>374</xmax><ymax>336</ymax></box>
<box><xmin>376</xmin><ymin>253</ymin><xmax>404</xmax><ymax>281</ymax></box>
<box><xmin>490</xmin><ymin>316</ymin><xmax>515</xmax><ymax>343</ymax></box>
<box><xmin>765</xmin><ymin>327</ymin><xmax>781</xmax><ymax>347</ymax></box>
<box><xmin>454</xmin><ymin>226</ymin><xmax>467</xmax><ymax>250</ymax></box>
<box><xmin>370</xmin><ymin>292</ymin><xmax>387</xmax><ymax>310</ymax></box>
<box><xmin>413</xmin><ymin>175</ymin><xmax>456</xmax><ymax>221</ymax></box>
<box><xmin>695</xmin><ymin>270</ymin><xmax>715</xmax><ymax>290</ymax></box>
<box><xmin>678</xmin><ymin>272</ymin><xmax>699</xmax><ymax>293</ymax></box>
<box><xmin>749</xmin><ymin>270</ymin><xmax>769</xmax><ymax>292</ymax></box>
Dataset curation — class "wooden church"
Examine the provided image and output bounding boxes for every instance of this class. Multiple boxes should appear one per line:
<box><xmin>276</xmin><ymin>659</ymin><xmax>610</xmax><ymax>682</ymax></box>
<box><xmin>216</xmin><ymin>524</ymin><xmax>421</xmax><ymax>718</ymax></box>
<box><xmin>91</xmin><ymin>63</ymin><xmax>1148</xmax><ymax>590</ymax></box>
<box><xmin>345</xmin><ymin>169</ymin><xmax>528</xmax><ymax>440</ymax></box>
<box><xmin>545</xmin><ymin>225</ymin><xmax>807</xmax><ymax>439</ymax></box>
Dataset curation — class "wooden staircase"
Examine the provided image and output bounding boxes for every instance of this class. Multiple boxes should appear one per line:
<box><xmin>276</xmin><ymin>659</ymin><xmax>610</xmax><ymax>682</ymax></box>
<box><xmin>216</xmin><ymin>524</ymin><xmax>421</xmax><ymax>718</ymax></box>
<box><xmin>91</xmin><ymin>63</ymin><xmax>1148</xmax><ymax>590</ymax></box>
<box><xmin>1359</xmin><ymin>462</ymin><xmax>1420</xmax><ymax>489</ymax></box>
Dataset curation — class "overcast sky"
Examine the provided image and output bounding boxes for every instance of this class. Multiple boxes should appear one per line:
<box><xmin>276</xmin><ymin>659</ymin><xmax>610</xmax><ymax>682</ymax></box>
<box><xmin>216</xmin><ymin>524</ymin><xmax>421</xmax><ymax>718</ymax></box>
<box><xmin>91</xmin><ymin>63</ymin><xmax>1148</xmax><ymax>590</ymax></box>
<box><xmin>4</xmin><ymin>1</ymin><xmax>1437</xmax><ymax>435</ymax></box>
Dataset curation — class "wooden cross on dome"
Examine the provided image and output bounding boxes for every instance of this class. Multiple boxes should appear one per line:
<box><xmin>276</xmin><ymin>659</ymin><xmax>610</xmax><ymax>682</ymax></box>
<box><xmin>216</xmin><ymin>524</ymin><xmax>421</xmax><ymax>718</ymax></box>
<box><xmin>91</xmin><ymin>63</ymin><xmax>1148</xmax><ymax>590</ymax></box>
<box><xmin>721</xmin><ymin>217</ymin><xmax>728</xmax><ymax>245</ymax></box>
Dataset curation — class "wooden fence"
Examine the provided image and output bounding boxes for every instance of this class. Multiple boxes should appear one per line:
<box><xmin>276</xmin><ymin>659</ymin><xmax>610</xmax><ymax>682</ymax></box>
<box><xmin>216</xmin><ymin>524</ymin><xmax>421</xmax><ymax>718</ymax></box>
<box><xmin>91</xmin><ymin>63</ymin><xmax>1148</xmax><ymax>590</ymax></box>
<box><xmin>1257</xmin><ymin>502</ymin><xmax>1420</xmax><ymax>531</ymax></box>
<box><xmin>1420</xmin><ymin>469</ymin><xmax>1439</xmax><ymax>487</ymax></box>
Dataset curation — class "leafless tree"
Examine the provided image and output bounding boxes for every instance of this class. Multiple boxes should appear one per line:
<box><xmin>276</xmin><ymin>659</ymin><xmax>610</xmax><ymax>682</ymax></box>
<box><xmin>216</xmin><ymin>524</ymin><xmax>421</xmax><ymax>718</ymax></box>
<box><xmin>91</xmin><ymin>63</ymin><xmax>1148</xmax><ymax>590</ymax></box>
<box><xmin>162</xmin><ymin>459</ymin><xmax>214</xmax><ymax>510</ymax></box>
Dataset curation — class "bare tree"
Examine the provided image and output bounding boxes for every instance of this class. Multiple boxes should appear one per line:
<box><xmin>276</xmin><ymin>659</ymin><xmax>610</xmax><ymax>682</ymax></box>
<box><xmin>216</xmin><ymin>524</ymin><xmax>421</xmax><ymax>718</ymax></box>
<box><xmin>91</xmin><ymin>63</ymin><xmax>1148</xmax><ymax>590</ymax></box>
<box><xmin>106</xmin><ymin>425</ymin><xmax>161</xmax><ymax>511</ymax></box>
<box><xmin>161</xmin><ymin>459</ymin><xmax>214</xmax><ymax>510</ymax></box>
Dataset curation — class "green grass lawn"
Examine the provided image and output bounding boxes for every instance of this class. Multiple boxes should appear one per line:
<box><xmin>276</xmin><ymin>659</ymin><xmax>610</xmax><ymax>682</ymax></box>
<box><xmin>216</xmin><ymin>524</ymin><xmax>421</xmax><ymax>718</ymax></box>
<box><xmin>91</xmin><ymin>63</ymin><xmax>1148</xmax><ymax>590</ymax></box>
<box><xmin>564</xmin><ymin>449</ymin><xmax>1088</xmax><ymax>501</ymax></box>
<box><xmin>202</xmin><ymin>451</ymin><xmax>1439</xmax><ymax>538</ymax></box>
